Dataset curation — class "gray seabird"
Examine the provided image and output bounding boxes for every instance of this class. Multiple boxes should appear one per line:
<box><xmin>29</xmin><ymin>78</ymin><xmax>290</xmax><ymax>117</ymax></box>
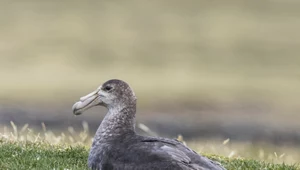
<box><xmin>72</xmin><ymin>79</ymin><xmax>226</xmax><ymax>170</ymax></box>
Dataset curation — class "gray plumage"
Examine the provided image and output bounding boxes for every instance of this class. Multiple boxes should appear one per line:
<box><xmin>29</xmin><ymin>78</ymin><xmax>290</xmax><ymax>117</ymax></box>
<box><xmin>72</xmin><ymin>79</ymin><xmax>226</xmax><ymax>170</ymax></box>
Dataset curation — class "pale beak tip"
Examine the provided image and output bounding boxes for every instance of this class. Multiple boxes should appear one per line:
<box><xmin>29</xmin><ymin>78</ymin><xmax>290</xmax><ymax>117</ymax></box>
<box><xmin>72</xmin><ymin>102</ymin><xmax>82</xmax><ymax>115</ymax></box>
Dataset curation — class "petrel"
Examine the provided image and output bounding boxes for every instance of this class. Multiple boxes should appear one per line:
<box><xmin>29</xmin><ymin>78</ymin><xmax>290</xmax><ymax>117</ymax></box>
<box><xmin>72</xmin><ymin>79</ymin><xmax>226</xmax><ymax>170</ymax></box>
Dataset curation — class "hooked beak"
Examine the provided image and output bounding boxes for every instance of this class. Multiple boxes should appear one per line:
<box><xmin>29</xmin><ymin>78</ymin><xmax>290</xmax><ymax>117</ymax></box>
<box><xmin>72</xmin><ymin>86</ymin><xmax>102</xmax><ymax>115</ymax></box>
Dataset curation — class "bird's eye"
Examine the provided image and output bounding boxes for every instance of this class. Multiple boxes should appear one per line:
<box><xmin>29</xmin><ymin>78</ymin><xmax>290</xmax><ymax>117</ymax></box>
<box><xmin>103</xmin><ymin>86</ymin><xmax>113</xmax><ymax>91</ymax></box>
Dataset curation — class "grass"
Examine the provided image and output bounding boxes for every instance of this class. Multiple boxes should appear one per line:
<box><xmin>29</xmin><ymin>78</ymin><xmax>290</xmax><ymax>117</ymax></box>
<box><xmin>0</xmin><ymin>140</ymin><xmax>88</xmax><ymax>170</ymax></box>
<box><xmin>0</xmin><ymin>122</ymin><xmax>299</xmax><ymax>170</ymax></box>
<box><xmin>0</xmin><ymin>1</ymin><xmax>299</xmax><ymax>169</ymax></box>
<box><xmin>0</xmin><ymin>140</ymin><xmax>298</xmax><ymax>170</ymax></box>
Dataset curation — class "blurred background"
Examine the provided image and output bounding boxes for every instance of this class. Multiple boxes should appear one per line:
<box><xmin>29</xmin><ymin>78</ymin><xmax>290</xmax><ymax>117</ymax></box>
<box><xmin>0</xmin><ymin>0</ymin><xmax>299</xmax><ymax>164</ymax></box>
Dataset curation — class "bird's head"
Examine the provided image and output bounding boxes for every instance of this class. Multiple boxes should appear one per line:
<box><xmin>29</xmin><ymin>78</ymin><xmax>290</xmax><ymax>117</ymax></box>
<box><xmin>72</xmin><ymin>79</ymin><xmax>136</xmax><ymax>115</ymax></box>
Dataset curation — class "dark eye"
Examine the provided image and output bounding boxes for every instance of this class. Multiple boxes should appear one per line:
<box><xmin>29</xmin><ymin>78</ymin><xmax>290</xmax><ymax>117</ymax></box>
<box><xmin>103</xmin><ymin>86</ymin><xmax>113</xmax><ymax>91</ymax></box>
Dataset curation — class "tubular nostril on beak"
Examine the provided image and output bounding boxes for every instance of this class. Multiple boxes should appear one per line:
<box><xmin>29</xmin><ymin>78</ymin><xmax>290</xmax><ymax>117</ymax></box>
<box><xmin>72</xmin><ymin>86</ymin><xmax>104</xmax><ymax>116</ymax></box>
<box><xmin>80</xmin><ymin>89</ymin><xmax>99</xmax><ymax>101</ymax></box>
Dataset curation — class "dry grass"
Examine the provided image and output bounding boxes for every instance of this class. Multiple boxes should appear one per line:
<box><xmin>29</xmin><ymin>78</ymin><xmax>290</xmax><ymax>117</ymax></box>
<box><xmin>0</xmin><ymin>1</ymin><xmax>299</xmax><ymax>168</ymax></box>
<box><xmin>1</xmin><ymin>121</ymin><xmax>299</xmax><ymax>165</ymax></box>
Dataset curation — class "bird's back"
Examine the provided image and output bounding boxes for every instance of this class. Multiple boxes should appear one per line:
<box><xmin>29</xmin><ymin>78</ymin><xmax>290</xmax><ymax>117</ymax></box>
<box><xmin>88</xmin><ymin>134</ymin><xmax>225</xmax><ymax>170</ymax></box>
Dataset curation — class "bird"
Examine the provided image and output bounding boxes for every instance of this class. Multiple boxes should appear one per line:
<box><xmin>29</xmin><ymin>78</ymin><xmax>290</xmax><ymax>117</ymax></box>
<box><xmin>72</xmin><ymin>79</ymin><xmax>226</xmax><ymax>170</ymax></box>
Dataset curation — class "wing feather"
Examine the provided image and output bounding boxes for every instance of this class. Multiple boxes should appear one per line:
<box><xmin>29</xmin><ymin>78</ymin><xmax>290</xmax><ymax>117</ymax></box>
<box><xmin>139</xmin><ymin>136</ymin><xmax>226</xmax><ymax>170</ymax></box>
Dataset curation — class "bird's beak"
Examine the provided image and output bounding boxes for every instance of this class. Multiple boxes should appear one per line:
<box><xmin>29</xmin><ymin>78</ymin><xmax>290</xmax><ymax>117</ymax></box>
<box><xmin>72</xmin><ymin>86</ymin><xmax>102</xmax><ymax>115</ymax></box>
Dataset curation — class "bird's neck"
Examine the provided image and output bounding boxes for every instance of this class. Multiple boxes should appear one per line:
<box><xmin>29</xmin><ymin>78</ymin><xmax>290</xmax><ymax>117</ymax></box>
<box><xmin>93</xmin><ymin>104</ymin><xmax>136</xmax><ymax>144</ymax></box>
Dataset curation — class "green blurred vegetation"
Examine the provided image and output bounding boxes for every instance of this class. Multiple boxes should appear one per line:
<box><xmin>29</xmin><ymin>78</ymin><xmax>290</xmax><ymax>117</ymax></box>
<box><xmin>0</xmin><ymin>0</ymin><xmax>299</xmax><ymax>109</ymax></box>
<box><xmin>1</xmin><ymin>2</ymin><xmax>299</xmax><ymax>167</ymax></box>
